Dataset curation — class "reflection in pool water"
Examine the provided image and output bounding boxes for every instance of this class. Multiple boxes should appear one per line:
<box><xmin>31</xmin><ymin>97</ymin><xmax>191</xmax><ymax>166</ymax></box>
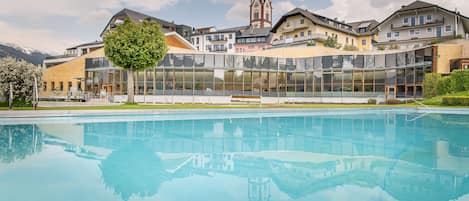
<box><xmin>1</xmin><ymin>111</ymin><xmax>469</xmax><ymax>201</ymax></box>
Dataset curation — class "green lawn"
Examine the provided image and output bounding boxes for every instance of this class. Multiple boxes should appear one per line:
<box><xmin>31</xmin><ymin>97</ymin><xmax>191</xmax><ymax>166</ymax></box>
<box><xmin>0</xmin><ymin>103</ymin><xmax>424</xmax><ymax>111</ymax></box>
<box><xmin>422</xmin><ymin>91</ymin><xmax>469</xmax><ymax>106</ymax></box>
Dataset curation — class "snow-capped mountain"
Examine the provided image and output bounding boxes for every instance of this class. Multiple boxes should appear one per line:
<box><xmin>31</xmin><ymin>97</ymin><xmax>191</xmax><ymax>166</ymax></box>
<box><xmin>0</xmin><ymin>42</ymin><xmax>50</xmax><ymax>66</ymax></box>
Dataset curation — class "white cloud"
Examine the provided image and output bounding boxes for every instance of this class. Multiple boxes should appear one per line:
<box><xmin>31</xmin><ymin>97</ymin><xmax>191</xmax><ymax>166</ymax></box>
<box><xmin>0</xmin><ymin>20</ymin><xmax>82</xmax><ymax>54</ymax></box>
<box><xmin>121</xmin><ymin>0</ymin><xmax>179</xmax><ymax>11</ymax></box>
<box><xmin>0</xmin><ymin>0</ymin><xmax>179</xmax><ymax>53</ymax></box>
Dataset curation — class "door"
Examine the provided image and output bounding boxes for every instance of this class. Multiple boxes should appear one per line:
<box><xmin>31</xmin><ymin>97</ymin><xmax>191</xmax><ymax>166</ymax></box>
<box><xmin>436</xmin><ymin>27</ymin><xmax>442</xmax><ymax>37</ymax></box>
<box><xmin>411</xmin><ymin>17</ymin><xmax>416</xmax><ymax>26</ymax></box>
<box><xmin>386</xmin><ymin>86</ymin><xmax>396</xmax><ymax>99</ymax></box>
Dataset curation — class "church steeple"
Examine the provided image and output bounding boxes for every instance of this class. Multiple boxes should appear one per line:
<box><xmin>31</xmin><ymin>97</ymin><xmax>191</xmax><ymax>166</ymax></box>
<box><xmin>250</xmin><ymin>0</ymin><xmax>272</xmax><ymax>28</ymax></box>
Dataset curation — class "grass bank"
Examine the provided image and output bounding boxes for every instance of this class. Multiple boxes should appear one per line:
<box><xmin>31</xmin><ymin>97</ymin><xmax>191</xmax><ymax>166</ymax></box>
<box><xmin>422</xmin><ymin>91</ymin><xmax>469</xmax><ymax>106</ymax></box>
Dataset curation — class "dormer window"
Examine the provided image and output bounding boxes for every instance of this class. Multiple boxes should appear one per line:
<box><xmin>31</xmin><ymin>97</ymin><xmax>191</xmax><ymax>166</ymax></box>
<box><xmin>403</xmin><ymin>17</ymin><xmax>409</xmax><ymax>24</ymax></box>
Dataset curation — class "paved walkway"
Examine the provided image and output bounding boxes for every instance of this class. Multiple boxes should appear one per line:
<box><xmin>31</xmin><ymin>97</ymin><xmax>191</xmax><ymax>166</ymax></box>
<box><xmin>38</xmin><ymin>101</ymin><xmax>121</xmax><ymax>107</ymax></box>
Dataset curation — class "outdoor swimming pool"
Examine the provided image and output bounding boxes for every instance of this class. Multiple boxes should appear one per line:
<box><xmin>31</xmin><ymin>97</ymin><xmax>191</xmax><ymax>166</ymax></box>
<box><xmin>1</xmin><ymin>109</ymin><xmax>469</xmax><ymax>201</ymax></box>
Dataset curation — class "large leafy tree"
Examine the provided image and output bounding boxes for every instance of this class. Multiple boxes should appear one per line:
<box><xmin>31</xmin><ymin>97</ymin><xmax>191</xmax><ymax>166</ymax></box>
<box><xmin>0</xmin><ymin>57</ymin><xmax>42</xmax><ymax>105</ymax></box>
<box><xmin>104</xmin><ymin>18</ymin><xmax>168</xmax><ymax>103</ymax></box>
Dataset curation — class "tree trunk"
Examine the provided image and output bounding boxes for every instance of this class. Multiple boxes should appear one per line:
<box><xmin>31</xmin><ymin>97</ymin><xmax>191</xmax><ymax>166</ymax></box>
<box><xmin>127</xmin><ymin>68</ymin><xmax>135</xmax><ymax>103</ymax></box>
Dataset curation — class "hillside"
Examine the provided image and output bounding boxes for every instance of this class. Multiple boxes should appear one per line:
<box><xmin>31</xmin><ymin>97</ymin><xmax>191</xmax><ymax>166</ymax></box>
<box><xmin>0</xmin><ymin>43</ymin><xmax>50</xmax><ymax>65</ymax></box>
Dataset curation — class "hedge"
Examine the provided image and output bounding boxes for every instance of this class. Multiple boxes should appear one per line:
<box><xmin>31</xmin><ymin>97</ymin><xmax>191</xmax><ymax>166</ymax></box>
<box><xmin>442</xmin><ymin>96</ymin><xmax>469</xmax><ymax>106</ymax></box>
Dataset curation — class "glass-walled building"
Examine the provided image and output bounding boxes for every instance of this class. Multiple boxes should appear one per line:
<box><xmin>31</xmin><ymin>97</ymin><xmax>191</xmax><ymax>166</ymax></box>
<box><xmin>84</xmin><ymin>47</ymin><xmax>433</xmax><ymax>99</ymax></box>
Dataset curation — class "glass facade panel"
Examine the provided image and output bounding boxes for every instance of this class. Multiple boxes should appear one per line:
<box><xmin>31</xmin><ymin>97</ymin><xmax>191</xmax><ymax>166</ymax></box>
<box><xmin>364</xmin><ymin>55</ymin><xmax>374</xmax><ymax>69</ymax></box>
<box><xmin>313</xmin><ymin>57</ymin><xmax>322</xmax><ymax>70</ymax></box>
<box><xmin>86</xmin><ymin>47</ymin><xmax>433</xmax><ymax>99</ymax></box>
<box><xmin>332</xmin><ymin>56</ymin><xmax>343</xmax><ymax>69</ymax></box>
<box><xmin>204</xmin><ymin>55</ymin><xmax>215</xmax><ymax>68</ymax></box>
<box><xmin>214</xmin><ymin>55</ymin><xmax>224</xmax><ymax>68</ymax></box>
<box><xmin>322</xmin><ymin>56</ymin><xmax>333</xmax><ymax>69</ymax></box>
<box><xmin>385</xmin><ymin>54</ymin><xmax>396</xmax><ymax>68</ymax></box>
<box><xmin>194</xmin><ymin>54</ymin><xmax>204</xmax><ymax>67</ymax></box>
<box><xmin>397</xmin><ymin>53</ymin><xmax>406</xmax><ymax>67</ymax></box>
<box><xmin>343</xmin><ymin>55</ymin><xmax>354</xmax><ymax>69</ymax></box>
<box><xmin>375</xmin><ymin>55</ymin><xmax>385</xmax><ymax>68</ymax></box>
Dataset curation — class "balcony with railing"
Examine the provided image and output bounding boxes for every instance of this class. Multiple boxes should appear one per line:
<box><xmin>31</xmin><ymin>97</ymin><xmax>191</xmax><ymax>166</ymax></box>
<box><xmin>280</xmin><ymin>23</ymin><xmax>310</xmax><ymax>33</ymax></box>
<box><xmin>210</xmin><ymin>37</ymin><xmax>228</xmax><ymax>43</ymax></box>
<box><xmin>272</xmin><ymin>34</ymin><xmax>328</xmax><ymax>46</ymax></box>
<box><xmin>391</xmin><ymin>18</ymin><xmax>445</xmax><ymax>31</ymax></box>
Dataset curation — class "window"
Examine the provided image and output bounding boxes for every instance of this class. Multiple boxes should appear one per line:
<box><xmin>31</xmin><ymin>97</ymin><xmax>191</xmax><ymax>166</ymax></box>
<box><xmin>77</xmin><ymin>81</ymin><xmax>82</xmax><ymax>90</ymax></box>
<box><xmin>286</xmin><ymin>22</ymin><xmax>290</xmax><ymax>27</ymax></box>
<box><xmin>351</xmin><ymin>39</ymin><xmax>354</xmax><ymax>46</ymax></box>
<box><xmin>68</xmin><ymin>82</ymin><xmax>72</xmax><ymax>91</ymax></box>
<box><xmin>394</xmin><ymin>32</ymin><xmax>400</xmax><ymax>38</ymax></box>
<box><xmin>300</xmin><ymin>32</ymin><xmax>304</xmax><ymax>37</ymax></box>
<box><xmin>280</xmin><ymin>36</ymin><xmax>284</xmax><ymax>40</ymax></box>
<box><xmin>308</xmin><ymin>30</ymin><xmax>312</xmax><ymax>36</ymax></box>
<box><xmin>427</xmin><ymin>28</ymin><xmax>433</xmax><ymax>33</ymax></box>
<box><xmin>300</xmin><ymin>19</ymin><xmax>305</xmax><ymax>24</ymax></box>
<box><xmin>325</xmin><ymin>32</ymin><xmax>328</xmax><ymax>36</ymax></box>
<box><xmin>51</xmin><ymin>82</ymin><xmax>55</xmax><ymax>91</ymax></box>
<box><xmin>419</xmin><ymin>15</ymin><xmax>425</xmax><ymax>25</ymax></box>
<box><xmin>386</xmin><ymin>32</ymin><xmax>392</xmax><ymax>38</ymax></box>
<box><xmin>254</xmin><ymin>10</ymin><xmax>260</xmax><ymax>20</ymax></box>
<box><xmin>427</xmin><ymin>15</ymin><xmax>432</xmax><ymax>21</ymax></box>
<box><xmin>403</xmin><ymin>17</ymin><xmax>409</xmax><ymax>24</ymax></box>
<box><xmin>229</xmin><ymin>44</ymin><xmax>233</xmax><ymax>49</ymax></box>
<box><xmin>266</xmin><ymin>13</ymin><xmax>270</xmax><ymax>20</ymax></box>
<box><xmin>410</xmin><ymin>29</ymin><xmax>420</xmax><ymax>36</ymax></box>
<box><xmin>43</xmin><ymin>82</ymin><xmax>47</xmax><ymax>91</ymax></box>
<box><xmin>445</xmin><ymin>25</ymin><xmax>452</xmax><ymax>32</ymax></box>
<box><xmin>206</xmin><ymin>35</ymin><xmax>211</xmax><ymax>41</ymax></box>
<box><xmin>59</xmin><ymin>82</ymin><xmax>64</xmax><ymax>91</ymax></box>
<box><xmin>362</xmin><ymin>39</ymin><xmax>366</xmax><ymax>45</ymax></box>
<box><xmin>196</xmin><ymin>37</ymin><xmax>199</xmax><ymax>44</ymax></box>
<box><xmin>346</xmin><ymin>37</ymin><xmax>349</xmax><ymax>44</ymax></box>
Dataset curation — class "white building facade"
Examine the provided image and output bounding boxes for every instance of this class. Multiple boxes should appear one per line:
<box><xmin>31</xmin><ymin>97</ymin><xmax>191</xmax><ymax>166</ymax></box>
<box><xmin>373</xmin><ymin>1</ymin><xmax>469</xmax><ymax>50</ymax></box>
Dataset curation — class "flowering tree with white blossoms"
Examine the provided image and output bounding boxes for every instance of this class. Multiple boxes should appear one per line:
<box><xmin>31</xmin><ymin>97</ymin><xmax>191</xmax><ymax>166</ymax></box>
<box><xmin>0</xmin><ymin>57</ymin><xmax>42</xmax><ymax>105</ymax></box>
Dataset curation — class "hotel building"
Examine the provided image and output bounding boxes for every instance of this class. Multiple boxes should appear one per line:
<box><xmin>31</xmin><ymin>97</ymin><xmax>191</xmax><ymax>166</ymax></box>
<box><xmin>373</xmin><ymin>1</ymin><xmax>469</xmax><ymax>50</ymax></box>
<box><xmin>40</xmin><ymin>1</ymin><xmax>469</xmax><ymax>104</ymax></box>
<box><xmin>270</xmin><ymin>8</ymin><xmax>378</xmax><ymax>51</ymax></box>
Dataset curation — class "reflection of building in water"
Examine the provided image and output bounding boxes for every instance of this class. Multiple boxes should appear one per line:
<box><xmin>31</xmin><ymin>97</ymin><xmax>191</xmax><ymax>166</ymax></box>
<box><xmin>192</xmin><ymin>153</ymin><xmax>234</xmax><ymax>172</ymax></box>
<box><xmin>34</xmin><ymin>112</ymin><xmax>469</xmax><ymax>200</ymax></box>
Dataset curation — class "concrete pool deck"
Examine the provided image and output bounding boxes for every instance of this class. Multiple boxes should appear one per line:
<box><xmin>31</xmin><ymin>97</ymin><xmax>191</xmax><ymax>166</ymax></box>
<box><xmin>2</xmin><ymin>107</ymin><xmax>469</xmax><ymax>119</ymax></box>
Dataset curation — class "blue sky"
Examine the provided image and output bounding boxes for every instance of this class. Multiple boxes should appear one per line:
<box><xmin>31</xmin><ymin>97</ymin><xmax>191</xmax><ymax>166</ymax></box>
<box><xmin>0</xmin><ymin>0</ymin><xmax>466</xmax><ymax>53</ymax></box>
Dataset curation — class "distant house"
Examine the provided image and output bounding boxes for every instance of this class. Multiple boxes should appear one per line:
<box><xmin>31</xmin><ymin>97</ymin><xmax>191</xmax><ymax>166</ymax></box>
<box><xmin>235</xmin><ymin>27</ymin><xmax>272</xmax><ymax>53</ymax></box>
<box><xmin>372</xmin><ymin>0</ymin><xmax>469</xmax><ymax>50</ymax></box>
<box><xmin>270</xmin><ymin>8</ymin><xmax>377</xmax><ymax>51</ymax></box>
<box><xmin>43</xmin><ymin>41</ymin><xmax>103</xmax><ymax>68</ymax></box>
<box><xmin>190</xmin><ymin>26</ymin><xmax>245</xmax><ymax>53</ymax></box>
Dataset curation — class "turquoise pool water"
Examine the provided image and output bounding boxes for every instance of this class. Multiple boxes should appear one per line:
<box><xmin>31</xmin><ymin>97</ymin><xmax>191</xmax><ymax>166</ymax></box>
<box><xmin>1</xmin><ymin>109</ymin><xmax>469</xmax><ymax>201</ymax></box>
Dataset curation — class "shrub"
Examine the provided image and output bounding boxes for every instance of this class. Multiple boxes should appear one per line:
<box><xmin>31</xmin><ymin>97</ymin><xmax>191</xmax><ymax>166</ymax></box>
<box><xmin>450</xmin><ymin>70</ymin><xmax>469</xmax><ymax>92</ymax></box>
<box><xmin>442</xmin><ymin>96</ymin><xmax>469</xmax><ymax>106</ymax></box>
<box><xmin>368</xmin><ymin>99</ymin><xmax>377</xmax><ymax>104</ymax></box>
<box><xmin>424</xmin><ymin>73</ymin><xmax>440</xmax><ymax>98</ymax></box>
<box><xmin>343</xmin><ymin>45</ymin><xmax>359</xmax><ymax>51</ymax></box>
<box><xmin>324</xmin><ymin>36</ymin><xmax>342</xmax><ymax>49</ymax></box>
<box><xmin>386</xmin><ymin>99</ymin><xmax>402</xmax><ymax>105</ymax></box>
<box><xmin>389</xmin><ymin>44</ymin><xmax>400</xmax><ymax>50</ymax></box>
<box><xmin>377</xmin><ymin>46</ymin><xmax>386</xmax><ymax>51</ymax></box>
<box><xmin>436</xmin><ymin>76</ymin><xmax>452</xmax><ymax>95</ymax></box>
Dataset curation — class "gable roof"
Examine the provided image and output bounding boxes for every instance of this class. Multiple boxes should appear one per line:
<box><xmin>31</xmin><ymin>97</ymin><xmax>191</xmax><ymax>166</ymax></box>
<box><xmin>238</xmin><ymin>27</ymin><xmax>272</xmax><ymax>38</ymax></box>
<box><xmin>347</xmin><ymin>20</ymin><xmax>379</xmax><ymax>36</ymax></box>
<box><xmin>398</xmin><ymin>0</ymin><xmax>434</xmax><ymax>12</ymax></box>
<box><xmin>271</xmin><ymin>8</ymin><xmax>372</xmax><ymax>36</ymax></box>
<box><xmin>372</xmin><ymin>0</ymin><xmax>469</xmax><ymax>31</ymax></box>
<box><xmin>100</xmin><ymin>8</ymin><xmax>177</xmax><ymax>37</ymax></box>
